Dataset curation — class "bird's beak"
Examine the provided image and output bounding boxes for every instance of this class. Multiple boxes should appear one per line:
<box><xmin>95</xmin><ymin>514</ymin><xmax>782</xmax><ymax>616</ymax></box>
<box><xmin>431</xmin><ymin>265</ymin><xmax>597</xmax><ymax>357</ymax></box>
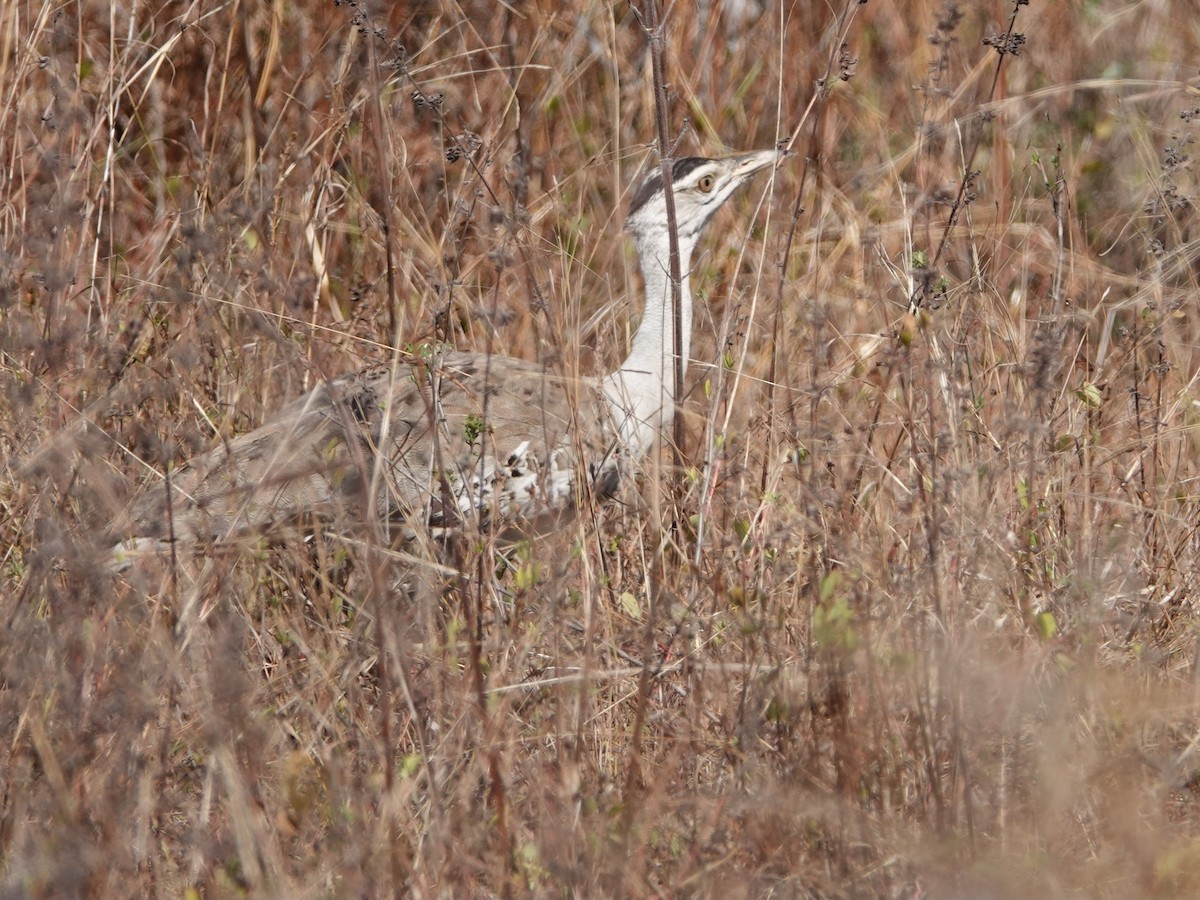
<box><xmin>730</xmin><ymin>148</ymin><xmax>783</xmax><ymax>178</ymax></box>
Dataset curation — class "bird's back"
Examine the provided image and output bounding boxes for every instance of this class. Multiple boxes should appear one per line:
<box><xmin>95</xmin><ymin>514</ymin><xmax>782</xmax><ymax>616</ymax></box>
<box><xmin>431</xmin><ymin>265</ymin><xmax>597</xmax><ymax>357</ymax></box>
<box><xmin>121</xmin><ymin>349</ymin><xmax>620</xmax><ymax>551</ymax></box>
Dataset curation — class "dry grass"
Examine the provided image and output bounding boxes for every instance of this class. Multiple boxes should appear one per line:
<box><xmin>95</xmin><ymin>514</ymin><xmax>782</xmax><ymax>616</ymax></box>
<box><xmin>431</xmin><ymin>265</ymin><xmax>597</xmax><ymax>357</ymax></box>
<box><xmin>4</xmin><ymin>0</ymin><xmax>1200</xmax><ymax>896</ymax></box>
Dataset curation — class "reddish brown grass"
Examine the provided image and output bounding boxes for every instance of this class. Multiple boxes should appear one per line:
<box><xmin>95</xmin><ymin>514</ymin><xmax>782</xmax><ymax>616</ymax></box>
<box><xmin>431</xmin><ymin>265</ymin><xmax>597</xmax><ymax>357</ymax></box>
<box><xmin>4</xmin><ymin>1</ymin><xmax>1200</xmax><ymax>896</ymax></box>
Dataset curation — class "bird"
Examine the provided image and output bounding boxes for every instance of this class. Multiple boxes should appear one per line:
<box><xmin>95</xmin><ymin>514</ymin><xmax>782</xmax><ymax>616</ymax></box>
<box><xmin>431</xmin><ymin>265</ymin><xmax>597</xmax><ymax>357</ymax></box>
<box><xmin>112</xmin><ymin>149</ymin><xmax>779</xmax><ymax>564</ymax></box>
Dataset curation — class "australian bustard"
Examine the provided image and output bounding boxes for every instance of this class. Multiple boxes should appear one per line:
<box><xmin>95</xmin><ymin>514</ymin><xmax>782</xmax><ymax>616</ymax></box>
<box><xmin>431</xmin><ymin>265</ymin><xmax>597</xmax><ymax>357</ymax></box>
<box><xmin>113</xmin><ymin>150</ymin><xmax>779</xmax><ymax>562</ymax></box>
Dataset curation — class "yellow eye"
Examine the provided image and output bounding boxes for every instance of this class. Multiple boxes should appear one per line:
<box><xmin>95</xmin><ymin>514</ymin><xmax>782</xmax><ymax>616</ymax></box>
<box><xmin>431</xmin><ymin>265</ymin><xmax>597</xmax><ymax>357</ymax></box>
<box><xmin>697</xmin><ymin>173</ymin><xmax>716</xmax><ymax>193</ymax></box>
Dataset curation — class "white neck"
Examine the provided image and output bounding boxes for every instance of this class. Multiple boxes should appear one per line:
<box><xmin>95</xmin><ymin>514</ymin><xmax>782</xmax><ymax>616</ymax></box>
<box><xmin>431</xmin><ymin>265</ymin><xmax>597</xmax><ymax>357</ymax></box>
<box><xmin>603</xmin><ymin>233</ymin><xmax>696</xmax><ymax>455</ymax></box>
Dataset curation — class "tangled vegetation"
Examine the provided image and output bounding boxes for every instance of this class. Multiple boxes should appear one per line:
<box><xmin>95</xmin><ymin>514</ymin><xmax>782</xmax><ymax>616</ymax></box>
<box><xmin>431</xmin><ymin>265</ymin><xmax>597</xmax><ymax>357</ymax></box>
<box><xmin>3</xmin><ymin>1</ymin><xmax>1200</xmax><ymax>896</ymax></box>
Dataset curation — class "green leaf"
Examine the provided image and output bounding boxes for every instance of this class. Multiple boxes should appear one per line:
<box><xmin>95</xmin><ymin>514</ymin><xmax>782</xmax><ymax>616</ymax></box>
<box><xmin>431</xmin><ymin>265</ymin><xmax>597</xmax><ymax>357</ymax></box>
<box><xmin>1034</xmin><ymin>611</ymin><xmax>1058</xmax><ymax>640</ymax></box>
<box><xmin>399</xmin><ymin>754</ymin><xmax>423</xmax><ymax>778</ymax></box>
<box><xmin>1075</xmin><ymin>381</ymin><xmax>1102</xmax><ymax>409</ymax></box>
<box><xmin>1053</xmin><ymin>433</ymin><xmax>1076</xmax><ymax>453</ymax></box>
<box><xmin>819</xmin><ymin>571</ymin><xmax>842</xmax><ymax>603</ymax></box>
<box><xmin>514</xmin><ymin>561</ymin><xmax>539</xmax><ymax>591</ymax></box>
<box><xmin>463</xmin><ymin>412</ymin><xmax>486</xmax><ymax>446</ymax></box>
<box><xmin>813</xmin><ymin>596</ymin><xmax>858</xmax><ymax>652</ymax></box>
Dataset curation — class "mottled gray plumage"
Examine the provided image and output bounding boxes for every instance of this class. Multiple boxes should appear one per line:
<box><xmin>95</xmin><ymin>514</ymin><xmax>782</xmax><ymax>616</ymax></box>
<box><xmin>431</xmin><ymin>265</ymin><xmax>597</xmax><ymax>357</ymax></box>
<box><xmin>114</xmin><ymin>149</ymin><xmax>778</xmax><ymax>563</ymax></box>
<box><xmin>122</xmin><ymin>351</ymin><xmax>615</xmax><ymax>547</ymax></box>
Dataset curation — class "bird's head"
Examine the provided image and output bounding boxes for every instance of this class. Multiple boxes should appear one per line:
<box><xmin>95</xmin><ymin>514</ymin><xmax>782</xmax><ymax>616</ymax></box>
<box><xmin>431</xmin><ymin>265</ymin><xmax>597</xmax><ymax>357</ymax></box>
<box><xmin>626</xmin><ymin>149</ymin><xmax>779</xmax><ymax>249</ymax></box>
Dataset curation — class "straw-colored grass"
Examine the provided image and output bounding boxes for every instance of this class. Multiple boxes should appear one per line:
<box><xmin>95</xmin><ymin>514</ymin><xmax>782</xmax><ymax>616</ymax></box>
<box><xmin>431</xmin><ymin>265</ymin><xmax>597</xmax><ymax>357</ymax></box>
<box><xmin>4</xmin><ymin>1</ymin><xmax>1200</xmax><ymax>895</ymax></box>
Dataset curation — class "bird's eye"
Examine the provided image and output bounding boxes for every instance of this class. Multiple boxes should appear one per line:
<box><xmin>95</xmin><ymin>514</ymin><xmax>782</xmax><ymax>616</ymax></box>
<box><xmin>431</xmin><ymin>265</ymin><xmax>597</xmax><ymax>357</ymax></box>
<box><xmin>697</xmin><ymin>173</ymin><xmax>716</xmax><ymax>193</ymax></box>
